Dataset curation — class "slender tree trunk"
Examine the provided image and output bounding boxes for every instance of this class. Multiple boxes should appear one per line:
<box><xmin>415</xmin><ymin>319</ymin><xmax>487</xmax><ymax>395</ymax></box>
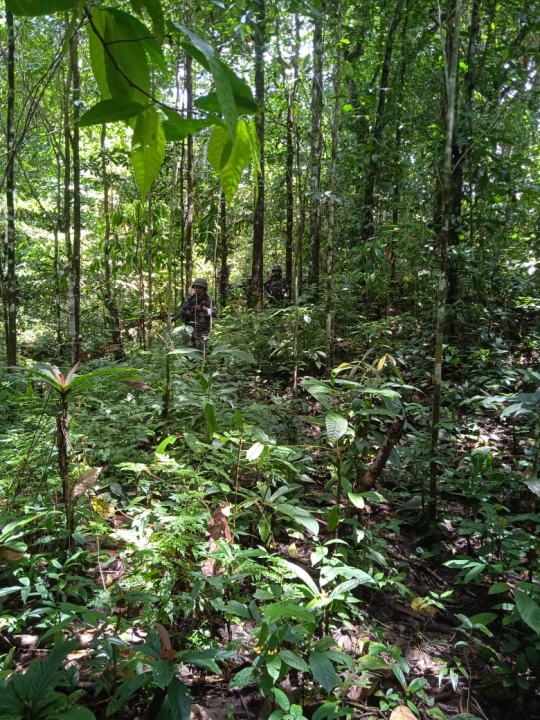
<box><xmin>57</xmin><ymin>395</ymin><xmax>73</xmax><ymax>551</ymax></box>
<box><xmin>251</xmin><ymin>0</ymin><xmax>265</xmax><ymax>308</ymax></box>
<box><xmin>325</xmin><ymin>0</ymin><xmax>342</xmax><ymax>377</ymax></box>
<box><xmin>63</xmin><ymin>51</ymin><xmax>72</xmax><ymax>360</ymax></box>
<box><xmin>67</xmin><ymin>30</ymin><xmax>81</xmax><ymax>366</ymax></box>
<box><xmin>5</xmin><ymin>8</ymin><xmax>17</xmax><ymax>366</ymax></box>
<box><xmin>447</xmin><ymin>0</ymin><xmax>481</xmax><ymax>318</ymax></box>
<box><xmin>136</xmin><ymin>204</ymin><xmax>146</xmax><ymax>349</ymax></box>
<box><xmin>147</xmin><ymin>194</ymin><xmax>153</xmax><ymax>348</ymax></box>
<box><xmin>361</xmin><ymin>0</ymin><xmax>405</xmax><ymax>247</ymax></box>
<box><xmin>54</xmin><ymin>150</ymin><xmax>63</xmax><ymax>348</ymax></box>
<box><xmin>285</xmin><ymin>94</ymin><xmax>294</xmax><ymax>290</ymax></box>
<box><xmin>390</xmin><ymin>6</ymin><xmax>409</xmax><ymax>299</ymax></box>
<box><xmin>185</xmin><ymin>54</ymin><xmax>194</xmax><ymax>295</ymax></box>
<box><xmin>219</xmin><ymin>189</ymin><xmax>229</xmax><ymax>307</ymax></box>
<box><xmin>429</xmin><ymin>0</ymin><xmax>462</xmax><ymax>522</ymax></box>
<box><xmin>307</xmin><ymin>9</ymin><xmax>324</xmax><ymax>293</ymax></box>
<box><xmin>100</xmin><ymin>126</ymin><xmax>123</xmax><ymax>357</ymax></box>
<box><xmin>294</xmin><ymin>14</ymin><xmax>305</xmax><ymax>299</ymax></box>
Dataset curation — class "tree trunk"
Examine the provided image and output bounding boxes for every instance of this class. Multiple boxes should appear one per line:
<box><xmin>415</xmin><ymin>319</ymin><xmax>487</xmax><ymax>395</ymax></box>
<box><xmin>185</xmin><ymin>54</ymin><xmax>194</xmax><ymax>296</ymax></box>
<box><xmin>5</xmin><ymin>8</ymin><xmax>17</xmax><ymax>367</ymax></box>
<box><xmin>219</xmin><ymin>190</ymin><xmax>229</xmax><ymax>307</ymax></box>
<box><xmin>251</xmin><ymin>0</ymin><xmax>265</xmax><ymax>308</ymax></box>
<box><xmin>325</xmin><ymin>0</ymin><xmax>342</xmax><ymax>377</ymax></box>
<box><xmin>307</xmin><ymin>9</ymin><xmax>324</xmax><ymax>293</ymax></box>
<box><xmin>57</xmin><ymin>394</ymin><xmax>73</xmax><ymax>551</ymax></box>
<box><xmin>361</xmin><ymin>0</ymin><xmax>405</xmax><ymax>247</ymax></box>
<box><xmin>101</xmin><ymin>126</ymin><xmax>123</xmax><ymax>358</ymax></box>
<box><xmin>429</xmin><ymin>0</ymin><xmax>462</xmax><ymax>522</ymax></box>
<box><xmin>147</xmin><ymin>194</ymin><xmax>153</xmax><ymax>348</ymax></box>
<box><xmin>67</xmin><ymin>29</ymin><xmax>81</xmax><ymax>366</ymax></box>
<box><xmin>447</xmin><ymin>0</ymin><xmax>481</xmax><ymax>319</ymax></box>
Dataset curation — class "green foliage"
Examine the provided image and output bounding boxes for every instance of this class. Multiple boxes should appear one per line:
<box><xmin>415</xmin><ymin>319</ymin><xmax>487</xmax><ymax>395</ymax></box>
<box><xmin>0</xmin><ymin>636</ymin><xmax>95</xmax><ymax>720</ymax></box>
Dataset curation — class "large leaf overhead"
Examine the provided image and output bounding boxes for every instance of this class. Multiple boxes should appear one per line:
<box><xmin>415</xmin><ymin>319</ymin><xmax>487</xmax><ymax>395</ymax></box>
<box><xmin>208</xmin><ymin>120</ymin><xmax>252</xmax><ymax>203</ymax></box>
<box><xmin>6</xmin><ymin>0</ymin><xmax>77</xmax><ymax>13</ymax></box>
<box><xmin>131</xmin><ymin>106</ymin><xmax>166</xmax><ymax>198</ymax></box>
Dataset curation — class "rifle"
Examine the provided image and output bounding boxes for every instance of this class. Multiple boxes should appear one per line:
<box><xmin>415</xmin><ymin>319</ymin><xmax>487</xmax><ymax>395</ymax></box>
<box><xmin>172</xmin><ymin>294</ymin><xmax>196</xmax><ymax>323</ymax></box>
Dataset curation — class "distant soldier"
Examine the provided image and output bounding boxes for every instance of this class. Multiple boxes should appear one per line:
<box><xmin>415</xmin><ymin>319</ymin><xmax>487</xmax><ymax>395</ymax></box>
<box><xmin>264</xmin><ymin>265</ymin><xmax>290</xmax><ymax>305</ymax></box>
<box><xmin>172</xmin><ymin>279</ymin><xmax>217</xmax><ymax>350</ymax></box>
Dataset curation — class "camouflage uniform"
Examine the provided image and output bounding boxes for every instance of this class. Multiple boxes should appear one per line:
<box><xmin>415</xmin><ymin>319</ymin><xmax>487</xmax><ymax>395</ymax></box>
<box><xmin>172</xmin><ymin>281</ymin><xmax>217</xmax><ymax>350</ymax></box>
<box><xmin>264</xmin><ymin>268</ymin><xmax>290</xmax><ymax>304</ymax></box>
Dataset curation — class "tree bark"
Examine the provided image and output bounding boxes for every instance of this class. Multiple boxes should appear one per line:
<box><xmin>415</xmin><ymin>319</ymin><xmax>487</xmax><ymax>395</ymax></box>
<box><xmin>251</xmin><ymin>0</ymin><xmax>265</xmax><ymax>308</ymax></box>
<box><xmin>361</xmin><ymin>0</ymin><xmax>405</xmax><ymax>247</ymax></box>
<box><xmin>147</xmin><ymin>194</ymin><xmax>153</xmax><ymax>348</ymax></box>
<box><xmin>325</xmin><ymin>0</ymin><xmax>342</xmax><ymax>377</ymax></box>
<box><xmin>307</xmin><ymin>9</ymin><xmax>324</xmax><ymax>293</ymax></box>
<box><xmin>219</xmin><ymin>190</ymin><xmax>229</xmax><ymax>307</ymax></box>
<box><xmin>5</xmin><ymin>8</ymin><xmax>17</xmax><ymax>367</ymax></box>
<box><xmin>101</xmin><ymin>126</ymin><xmax>123</xmax><ymax>358</ymax></box>
<box><xmin>67</xmin><ymin>29</ymin><xmax>81</xmax><ymax>366</ymax></box>
<box><xmin>360</xmin><ymin>416</ymin><xmax>404</xmax><ymax>490</ymax></box>
<box><xmin>185</xmin><ymin>53</ymin><xmax>194</xmax><ymax>296</ymax></box>
<box><xmin>429</xmin><ymin>0</ymin><xmax>462</xmax><ymax>522</ymax></box>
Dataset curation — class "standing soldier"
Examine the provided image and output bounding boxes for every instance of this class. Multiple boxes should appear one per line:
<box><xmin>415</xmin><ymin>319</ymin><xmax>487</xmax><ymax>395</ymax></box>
<box><xmin>264</xmin><ymin>264</ymin><xmax>290</xmax><ymax>305</ymax></box>
<box><xmin>172</xmin><ymin>279</ymin><xmax>217</xmax><ymax>351</ymax></box>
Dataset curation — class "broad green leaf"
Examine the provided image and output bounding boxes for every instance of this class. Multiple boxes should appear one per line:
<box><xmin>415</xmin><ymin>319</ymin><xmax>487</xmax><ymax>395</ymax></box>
<box><xmin>0</xmin><ymin>586</ymin><xmax>22</xmax><ymax>599</ymax></box>
<box><xmin>166</xmin><ymin>678</ymin><xmax>191</xmax><ymax>720</ymax></box>
<box><xmin>275</xmin><ymin>504</ymin><xmax>319</xmax><ymax>535</ymax></box>
<box><xmin>153</xmin><ymin>659</ymin><xmax>174</xmax><ymax>689</ymax></box>
<box><xmin>325</xmin><ymin>413</ymin><xmax>348</xmax><ymax>443</ymax></box>
<box><xmin>7</xmin><ymin>0</ymin><xmax>76</xmax><ymax>13</ymax></box>
<box><xmin>278</xmin><ymin>650</ymin><xmax>310</xmax><ymax>673</ymax></box>
<box><xmin>309</xmin><ymin>652</ymin><xmax>337</xmax><ymax>694</ymax></box>
<box><xmin>327</xmin><ymin>505</ymin><xmax>340</xmax><ymax>532</ymax></box>
<box><xmin>130</xmin><ymin>0</ymin><xmax>165</xmax><ymax>45</ymax></box>
<box><xmin>106</xmin><ymin>7</ymin><xmax>164</xmax><ymax>68</ymax></box>
<box><xmin>328</xmin><ymin>578</ymin><xmax>361</xmax><ymax>600</ymax></box>
<box><xmin>79</xmin><ymin>99</ymin><xmax>148</xmax><ymax>127</ymax></box>
<box><xmin>263</xmin><ymin>602</ymin><xmax>317</xmax><ymax>628</ymax></box>
<box><xmin>162</xmin><ymin>109</ymin><xmax>222</xmax><ymax>141</ymax></box>
<box><xmin>204</xmin><ymin>403</ymin><xmax>220</xmax><ymax>436</ymax></box>
<box><xmin>273</xmin><ymin>687</ymin><xmax>290</xmax><ymax>711</ymax></box>
<box><xmin>107</xmin><ymin>673</ymin><xmax>150</xmax><ymax>715</ymax></box>
<box><xmin>208</xmin><ymin>121</ymin><xmax>253</xmax><ymax>203</ymax></box>
<box><xmin>266</xmin><ymin>655</ymin><xmax>282</xmax><ymax>681</ymax></box>
<box><xmin>230</xmin><ymin>666</ymin><xmax>257</xmax><ymax>688</ymax></box>
<box><xmin>56</xmin><ymin>708</ymin><xmax>96</xmax><ymax>720</ymax></box>
<box><xmin>276</xmin><ymin>559</ymin><xmax>319</xmax><ymax>596</ymax></box>
<box><xmin>195</xmin><ymin>91</ymin><xmax>258</xmax><ymax>116</ymax></box>
<box><xmin>347</xmin><ymin>493</ymin><xmax>365</xmax><ymax>509</ymax></box>
<box><xmin>181</xmin><ymin>651</ymin><xmax>220</xmax><ymax>674</ymax></box>
<box><xmin>88</xmin><ymin>8</ymin><xmax>151</xmax><ymax>105</ymax></box>
<box><xmin>131</xmin><ymin>106</ymin><xmax>166</xmax><ymax>197</ymax></box>
<box><xmin>515</xmin><ymin>590</ymin><xmax>540</xmax><ymax>634</ymax></box>
<box><xmin>208</xmin><ymin>125</ymin><xmax>232</xmax><ymax>172</ymax></box>
<box><xmin>488</xmin><ymin>582</ymin><xmax>510</xmax><ymax>595</ymax></box>
<box><xmin>526</xmin><ymin>478</ymin><xmax>540</xmax><ymax>497</ymax></box>
<box><xmin>225</xmin><ymin>600</ymin><xmax>251</xmax><ymax>619</ymax></box>
<box><xmin>172</xmin><ymin>25</ymin><xmax>237</xmax><ymax>142</ymax></box>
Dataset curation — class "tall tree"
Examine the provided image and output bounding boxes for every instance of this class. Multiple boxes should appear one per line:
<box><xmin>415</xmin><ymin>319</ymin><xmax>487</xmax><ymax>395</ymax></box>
<box><xmin>251</xmin><ymin>0</ymin><xmax>266</xmax><ymax>308</ymax></box>
<box><xmin>429</xmin><ymin>0</ymin><xmax>462</xmax><ymax>522</ymax></box>
<box><xmin>184</xmin><ymin>52</ymin><xmax>194</xmax><ymax>296</ymax></box>
<box><xmin>307</xmin><ymin>6</ymin><xmax>324</xmax><ymax>293</ymax></box>
<box><xmin>325</xmin><ymin>0</ymin><xmax>342</xmax><ymax>376</ymax></box>
<box><xmin>4</xmin><ymin>7</ymin><xmax>17</xmax><ymax>366</ymax></box>
<box><xmin>66</xmin><ymin>28</ymin><xmax>81</xmax><ymax>366</ymax></box>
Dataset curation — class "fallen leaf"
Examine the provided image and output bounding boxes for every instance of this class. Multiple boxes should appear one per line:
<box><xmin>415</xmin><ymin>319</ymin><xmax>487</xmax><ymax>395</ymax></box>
<box><xmin>390</xmin><ymin>706</ymin><xmax>417</xmax><ymax>720</ymax></box>
<box><xmin>73</xmin><ymin>467</ymin><xmax>103</xmax><ymax>498</ymax></box>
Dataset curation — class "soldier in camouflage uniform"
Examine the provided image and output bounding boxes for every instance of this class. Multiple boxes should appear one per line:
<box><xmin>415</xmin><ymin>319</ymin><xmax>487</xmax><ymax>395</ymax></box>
<box><xmin>171</xmin><ymin>279</ymin><xmax>217</xmax><ymax>351</ymax></box>
<box><xmin>264</xmin><ymin>265</ymin><xmax>290</xmax><ymax>305</ymax></box>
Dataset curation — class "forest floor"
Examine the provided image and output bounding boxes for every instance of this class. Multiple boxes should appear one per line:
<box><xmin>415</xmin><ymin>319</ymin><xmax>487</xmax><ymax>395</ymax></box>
<box><xmin>1</xmin><ymin>309</ymin><xmax>539</xmax><ymax>720</ymax></box>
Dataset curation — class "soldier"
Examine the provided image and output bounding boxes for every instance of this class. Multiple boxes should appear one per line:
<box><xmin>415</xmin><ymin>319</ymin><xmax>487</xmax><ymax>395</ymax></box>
<box><xmin>171</xmin><ymin>279</ymin><xmax>217</xmax><ymax>350</ymax></box>
<box><xmin>264</xmin><ymin>264</ymin><xmax>290</xmax><ymax>305</ymax></box>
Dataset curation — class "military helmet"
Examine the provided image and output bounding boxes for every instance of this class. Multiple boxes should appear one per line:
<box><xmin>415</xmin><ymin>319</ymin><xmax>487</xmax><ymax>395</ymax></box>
<box><xmin>272</xmin><ymin>264</ymin><xmax>282</xmax><ymax>272</ymax></box>
<box><xmin>192</xmin><ymin>278</ymin><xmax>208</xmax><ymax>290</ymax></box>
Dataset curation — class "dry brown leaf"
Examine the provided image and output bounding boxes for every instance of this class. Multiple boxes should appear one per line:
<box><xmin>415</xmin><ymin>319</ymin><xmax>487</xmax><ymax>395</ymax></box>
<box><xmin>73</xmin><ymin>467</ymin><xmax>103</xmax><ymax>498</ymax></box>
<box><xmin>0</xmin><ymin>547</ymin><xmax>25</xmax><ymax>561</ymax></box>
<box><xmin>201</xmin><ymin>505</ymin><xmax>232</xmax><ymax>577</ymax></box>
<box><xmin>123</xmin><ymin>380</ymin><xmax>155</xmax><ymax>391</ymax></box>
<box><xmin>390</xmin><ymin>705</ymin><xmax>417</xmax><ymax>720</ymax></box>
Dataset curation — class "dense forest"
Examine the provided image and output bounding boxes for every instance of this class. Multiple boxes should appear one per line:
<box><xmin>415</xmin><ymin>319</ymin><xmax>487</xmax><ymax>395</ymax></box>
<box><xmin>1</xmin><ymin>0</ymin><xmax>540</xmax><ymax>719</ymax></box>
